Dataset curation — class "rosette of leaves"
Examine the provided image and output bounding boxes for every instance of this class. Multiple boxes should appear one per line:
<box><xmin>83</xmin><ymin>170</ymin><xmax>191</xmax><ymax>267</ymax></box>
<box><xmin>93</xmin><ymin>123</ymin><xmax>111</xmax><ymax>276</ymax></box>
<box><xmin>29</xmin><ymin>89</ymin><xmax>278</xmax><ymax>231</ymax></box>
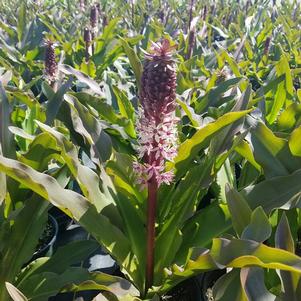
<box><xmin>2</xmin><ymin>39</ymin><xmax>301</xmax><ymax>301</ymax></box>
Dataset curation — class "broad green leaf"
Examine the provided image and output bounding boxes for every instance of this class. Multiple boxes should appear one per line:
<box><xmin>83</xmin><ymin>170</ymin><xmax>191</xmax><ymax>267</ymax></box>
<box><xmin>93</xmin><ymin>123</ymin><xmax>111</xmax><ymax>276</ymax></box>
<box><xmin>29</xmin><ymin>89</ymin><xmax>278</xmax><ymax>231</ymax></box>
<box><xmin>26</xmin><ymin>240</ymin><xmax>98</xmax><ymax>276</ymax></box>
<box><xmin>17</xmin><ymin>2</ymin><xmax>26</xmax><ymax>43</ymax></box>
<box><xmin>241</xmin><ymin>169</ymin><xmax>301</xmax><ymax>212</ymax></box>
<box><xmin>275</xmin><ymin>213</ymin><xmax>300</xmax><ymax>300</ymax></box>
<box><xmin>45</xmin><ymin>77</ymin><xmax>73</xmax><ymax>125</ymax></box>
<box><xmin>59</xmin><ymin>64</ymin><xmax>104</xmax><ymax>96</ymax></box>
<box><xmin>277</xmin><ymin>54</ymin><xmax>294</xmax><ymax>98</ymax></box>
<box><xmin>250</xmin><ymin>122</ymin><xmax>301</xmax><ymax>178</ymax></box>
<box><xmin>199</xmin><ymin>77</ymin><xmax>242</xmax><ymax>112</ymax></box>
<box><xmin>0</xmin><ymin>20</ymin><xmax>16</xmax><ymax>40</ymax></box>
<box><xmin>226</xmin><ymin>184</ymin><xmax>252</xmax><ymax>236</ymax></box>
<box><xmin>211</xmin><ymin>238</ymin><xmax>301</xmax><ymax>274</ymax></box>
<box><xmin>35</xmin><ymin>121</ymin><xmax>118</xmax><ymax>224</ymax></box>
<box><xmin>241</xmin><ymin>207</ymin><xmax>271</xmax><ymax>242</ymax></box>
<box><xmin>174</xmin><ymin>110</ymin><xmax>251</xmax><ymax>173</ymax></box>
<box><xmin>161</xmin><ymin>235</ymin><xmax>301</xmax><ymax>297</ymax></box>
<box><xmin>106</xmin><ymin>153</ymin><xmax>144</xmax><ymax>206</ymax></box>
<box><xmin>0</xmin><ymin>146</ymin><xmax>5</xmax><ymax>205</ymax></box>
<box><xmin>80</xmin><ymin>60</ymin><xmax>97</xmax><ymax>78</ymax></box>
<box><xmin>216</xmin><ymin>159</ymin><xmax>235</xmax><ymax>202</ymax></box>
<box><xmin>19</xmin><ymin>133</ymin><xmax>60</xmax><ymax>171</ymax></box>
<box><xmin>278</xmin><ymin>103</ymin><xmax>301</xmax><ymax>131</ymax></box>
<box><xmin>159</xmin><ymin>252</ymin><xmax>218</xmax><ymax>295</ymax></box>
<box><xmin>213</xmin><ymin>270</ymin><xmax>247</xmax><ymax>301</ymax></box>
<box><xmin>0</xmin><ymin>82</ymin><xmax>15</xmax><ymax>158</ymax></box>
<box><xmin>221</xmin><ymin>50</ymin><xmax>241</xmax><ymax>77</ymax></box>
<box><xmin>176</xmin><ymin>202</ymin><xmax>231</xmax><ymax>262</ymax></box>
<box><xmin>240</xmin><ymin>268</ymin><xmax>276</xmax><ymax>301</ymax></box>
<box><xmin>64</xmin><ymin>94</ymin><xmax>112</xmax><ymax>163</ymax></box>
<box><xmin>38</xmin><ymin>16</ymin><xmax>63</xmax><ymax>44</ymax></box>
<box><xmin>276</xmin><ymin>213</ymin><xmax>295</xmax><ymax>253</ymax></box>
<box><xmin>266</xmin><ymin>81</ymin><xmax>286</xmax><ymax>124</ymax></box>
<box><xmin>112</xmin><ymin>86</ymin><xmax>135</xmax><ymax>121</ymax></box>
<box><xmin>0</xmin><ymin>155</ymin><xmax>140</xmax><ymax>287</ymax></box>
<box><xmin>21</xmin><ymin>269</ymin><xmax>139</xmax><ymax>301</ymax></box>
<box><xmin>71</xmin><ymin>92</ymin><xmax>135</xmax><ymax>138</ymax></box>
<box><xmin>19</xmin><ymin>268</ymin><xmax>110</xmax><ymax>301</ymax></box>
<box><xmin>0</xmin><ymin>197</ymin><xmax>49</xmax><ymax>301</ymax></box>
<box><xmin>177</xmin><ymin>98</ymin><xmax>200</xmax><ymax>127</ymax></box>
<box><xmin>210</xmin><ymin>85</ymin><xmax>252</xmax><ymax>157</ymax></box>
<box><xmin>289</xmin><ymin>126</ymin><xmax>301</xmax><ymax>157</ymax></box>
<box><xmin>106</xmin><ymin>155</ymin><xmax>146</xmax><ymax>284</ymax></box>
<box><xmin>155</xmin><ymin>158</ymin><xmax>217</xmax><ymax>284</ymax></box>
<box><xmin>237</xmin><ymin>161</ymin><xmax>261</xmax><ymax>189</ymax></box>
<box><xmin>119</xmin><ymin>37</ymin><xmax>142</xmax><ymax>90</ymax></box>
<box><xmin>61</xmin><ymin>272</ymin><xmax>139</xmax><ymax>298</ymax></box>
<box><xmin>235</xmin><ymin>140</ymin><xmax>261</xmax><ymax>170</ymax></box>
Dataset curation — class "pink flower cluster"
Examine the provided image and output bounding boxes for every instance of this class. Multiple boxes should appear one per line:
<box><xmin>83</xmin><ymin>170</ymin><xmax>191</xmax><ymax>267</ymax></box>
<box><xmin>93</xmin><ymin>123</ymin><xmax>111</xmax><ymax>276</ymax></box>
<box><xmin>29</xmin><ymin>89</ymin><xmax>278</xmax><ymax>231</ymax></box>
<box><xmin>133</xmin><ymin>39</ymin><xmax>178</xmax><ymax>188</ymax></box>
<box><xmin>133</xmin><ymin>108</ymin><xmax>178</xmax><ymax>188</ymax></box>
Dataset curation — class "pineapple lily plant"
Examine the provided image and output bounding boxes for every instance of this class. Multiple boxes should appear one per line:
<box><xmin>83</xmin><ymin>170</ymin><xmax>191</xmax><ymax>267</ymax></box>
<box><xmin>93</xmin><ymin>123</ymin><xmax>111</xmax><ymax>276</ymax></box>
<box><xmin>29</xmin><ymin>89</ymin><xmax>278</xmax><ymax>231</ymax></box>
<box><xmin>1</xmin><ymin>38</ymin><xmax>301</xmax><ymax>300</ymax></box>
<box><xmin>1</xmin><ymin>1</ymin><xmax>301</xmax><ymax>301</ymax></box>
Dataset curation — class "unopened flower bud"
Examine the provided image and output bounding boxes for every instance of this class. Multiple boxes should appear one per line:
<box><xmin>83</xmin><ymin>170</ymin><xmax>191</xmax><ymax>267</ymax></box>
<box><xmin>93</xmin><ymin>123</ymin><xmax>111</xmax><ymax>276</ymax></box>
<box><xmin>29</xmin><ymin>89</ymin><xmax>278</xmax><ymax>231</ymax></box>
<box><xmin>84</xmin><ymin>28</ymin><xmax>92</xmax><ymax>62</ymax></box>
<box><xmin>84</xmin><ymin>27</ymin><xmax>92</xmax><ymax>43</ymax></box>
<box><xmin>44</xmin><ymin>39</ymin><xmax>58</xmax><ymax>86</ymax></box>
<box><xmin>264</xmin><ymin>36</ymin><xmax>271</xmax><ymax>56</ymax></box>
<box><xmin>90</xmin><ymin>5</ymin><xmax>99</xmax><ymax>31</ymax></box>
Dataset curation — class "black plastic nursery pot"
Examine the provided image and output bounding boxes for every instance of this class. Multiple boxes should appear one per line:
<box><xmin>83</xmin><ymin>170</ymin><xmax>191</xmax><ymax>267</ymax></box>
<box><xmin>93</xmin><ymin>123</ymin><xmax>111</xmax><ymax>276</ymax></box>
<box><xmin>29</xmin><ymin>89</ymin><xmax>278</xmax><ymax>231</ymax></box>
<box><xmin>49</xmin><ymin>206</ymin><xmax>72</xmax><ymax>233</ymax></box>
<box><xmin>31</xmin><ymin>214</ymin><xmax>59</xmax><ymax>261</ymax></box>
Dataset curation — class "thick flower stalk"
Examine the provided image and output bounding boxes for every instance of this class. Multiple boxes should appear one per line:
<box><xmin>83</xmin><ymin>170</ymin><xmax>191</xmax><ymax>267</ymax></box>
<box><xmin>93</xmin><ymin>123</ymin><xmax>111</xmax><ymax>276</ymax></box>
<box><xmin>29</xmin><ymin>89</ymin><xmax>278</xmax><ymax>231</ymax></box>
<box><xmin>133</xmin><ymin>39</ymin><xmax>178</xmax><ymax>293</ymax></box>
<box><xmin>44</xmin><ymin>39</ymin><xmax>58</xmax><ymax>88</ymax></box>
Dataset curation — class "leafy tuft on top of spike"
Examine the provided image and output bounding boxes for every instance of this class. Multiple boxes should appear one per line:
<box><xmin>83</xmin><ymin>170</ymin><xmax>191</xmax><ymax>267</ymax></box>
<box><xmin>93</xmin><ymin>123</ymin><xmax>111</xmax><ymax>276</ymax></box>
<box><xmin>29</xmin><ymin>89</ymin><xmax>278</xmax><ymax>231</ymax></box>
<box><xmin>145</xmin><ymin>39</ymin><xmax>177</xmax><ymax>60</ymax></box>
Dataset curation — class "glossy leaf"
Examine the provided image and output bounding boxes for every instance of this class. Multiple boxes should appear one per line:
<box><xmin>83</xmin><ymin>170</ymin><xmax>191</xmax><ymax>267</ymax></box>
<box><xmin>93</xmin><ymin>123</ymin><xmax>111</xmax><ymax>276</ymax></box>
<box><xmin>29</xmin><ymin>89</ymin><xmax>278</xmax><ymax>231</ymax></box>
<box><xmin>249</xmin><ymin>122</ymin><xmax>301</xmax><ymax>178</ymax></box>
<box><xmin>120</xmin><ymin>37</ymin><xmax>142</xmax><ymax>90</ymax></box>
<box><xmin>275</xmin><ymin>213</ymin><xmax>301</xmax><ymax>300</ymax></box>
<box><xmin>241</xmin><ymin>207</ymin><xmax>271</xmax><ymax>242</ymax></box>
<box><xmin>289</xmin><ymin>125</ymin><xmax>301</xmax><ymax>157</ymax></box>
<box><xmin>61</xmin><ymin>272</ymin><xmax>139</xmax><ymax>298</ymax></box>
<box><xmin>0</xmin><ymin>82</ymin><xmax>15</xmax><ymax>158</ymax></box>
<box><xmin>45</xmin><ymin>77</ymin><xmax>73</xmax><ymax>125</ymax></box>
<box><xmin>278</xmin><ymin>103</ymin><xmax>301</xmax><ymax>131</ymax></box>
<box><xmin>211</xmin><ymin>238</ymin><xmax>301</xmax><ymax>273</ymax></box>
<box><xmin>0</xmin><ymin>155</ymin><xmax>141</xmax><ymax>288</ymax></box>
<box><xmin>226</xmin><ymin>184</ymin><xmax>252</xmax><ymax>236</ymax></box>
<box><xmin>174</xmin><ymin>110</ymin><xmax>251</xmax><ymax>173</ymax></box>
<box><xmin>59</xmin><ymin>64</ymin><xmax>104</xmax><ymax>96</ymax></box>
<box><xmin>0</xmin><ymin>197</ymin><xmax>49</xmax><ymax>301</ymax></box>
<box><xmin>241</xmin><ymin>169</ymin><xmax>301</xmax><ymax>212</ymax></box>
<box><xmin>240</xmin><ymin>268</ymin><xmax>276</xmax><ymax>301</ymax></box>
<box><xmin>213</xmin><ymin>269</ymin><xmax>247</xmax><ymax>301</ymax></box>
<box><xmin>64</xmin><ymin>94</ymin><xmax>112</xmax><ymax>163</ymax></box>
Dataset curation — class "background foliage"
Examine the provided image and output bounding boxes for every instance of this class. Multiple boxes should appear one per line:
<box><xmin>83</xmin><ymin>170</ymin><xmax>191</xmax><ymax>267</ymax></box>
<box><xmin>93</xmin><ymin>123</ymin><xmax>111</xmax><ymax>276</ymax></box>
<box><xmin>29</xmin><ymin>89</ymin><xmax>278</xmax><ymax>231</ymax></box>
<box><xmin>1</xmin><ymin>0</ymin><xmax>301</xmax><ymax>300</ymax></box>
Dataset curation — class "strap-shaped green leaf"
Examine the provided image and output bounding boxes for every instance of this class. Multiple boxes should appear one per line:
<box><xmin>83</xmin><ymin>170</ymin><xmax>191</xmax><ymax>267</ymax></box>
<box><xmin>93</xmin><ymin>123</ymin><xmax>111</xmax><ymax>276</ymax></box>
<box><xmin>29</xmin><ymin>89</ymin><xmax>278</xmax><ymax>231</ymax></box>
<box><xmin>0</xmin><ymin>155</ymin><xmax>138</xmax><ymax>283</ymax></box>
<box><xmin>173</xmin><ymin>109</ymin><xmax>252</xmax><ymax>174</ymax></box>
